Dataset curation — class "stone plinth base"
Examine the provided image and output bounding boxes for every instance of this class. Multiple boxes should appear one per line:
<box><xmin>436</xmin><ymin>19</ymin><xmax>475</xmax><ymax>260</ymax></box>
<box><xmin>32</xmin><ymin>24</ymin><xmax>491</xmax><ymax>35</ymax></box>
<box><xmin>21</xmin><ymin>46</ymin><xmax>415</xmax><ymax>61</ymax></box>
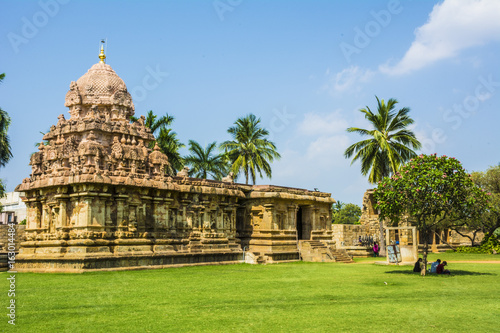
<box><xmin>15</xmin><ymin>251</ymin><xmax>243</xmax><ymax>273</ymax></box>
<box><xmin>342</xmin><ymin>246</ymin><xmax>373</xmax><ymax>258</ymax></box>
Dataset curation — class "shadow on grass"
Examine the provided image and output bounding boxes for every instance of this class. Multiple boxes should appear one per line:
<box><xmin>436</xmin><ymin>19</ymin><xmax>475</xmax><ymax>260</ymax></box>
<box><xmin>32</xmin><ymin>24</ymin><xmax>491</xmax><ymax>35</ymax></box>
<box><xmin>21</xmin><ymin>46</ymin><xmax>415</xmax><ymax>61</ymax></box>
<box><xmin>384</xmin><ymin>270</ymin><xmax>496</xmax><ymax>276</ymax></box>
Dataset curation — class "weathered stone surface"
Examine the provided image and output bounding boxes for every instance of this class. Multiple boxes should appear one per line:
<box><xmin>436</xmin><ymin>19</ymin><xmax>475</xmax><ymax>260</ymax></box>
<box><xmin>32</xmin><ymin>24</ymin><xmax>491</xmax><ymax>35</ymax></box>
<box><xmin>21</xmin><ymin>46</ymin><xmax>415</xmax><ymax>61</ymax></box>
<box><xmin>14</xmin><ymin>56</ymin><xmax>336</xmax><ymax>272</ymax></box>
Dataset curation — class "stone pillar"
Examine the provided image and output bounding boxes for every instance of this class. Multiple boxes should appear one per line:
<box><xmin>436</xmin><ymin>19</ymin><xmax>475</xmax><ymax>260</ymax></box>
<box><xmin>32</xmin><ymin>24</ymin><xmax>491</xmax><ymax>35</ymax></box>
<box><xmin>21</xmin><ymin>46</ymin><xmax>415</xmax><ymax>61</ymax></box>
<box><xmin>263</xmin><ymin>204</ymin><xmax>275</xmax><ymax>229</ymax></box>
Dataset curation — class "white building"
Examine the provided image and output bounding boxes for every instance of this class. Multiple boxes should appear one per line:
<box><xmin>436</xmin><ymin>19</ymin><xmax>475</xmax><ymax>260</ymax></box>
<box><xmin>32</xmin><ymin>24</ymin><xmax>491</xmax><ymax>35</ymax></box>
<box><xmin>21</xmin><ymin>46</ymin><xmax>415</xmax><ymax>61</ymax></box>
<box><xmin>0</xmin><ymin>192</ymin><xmax>27</xmax><ymax>224</ymax></box>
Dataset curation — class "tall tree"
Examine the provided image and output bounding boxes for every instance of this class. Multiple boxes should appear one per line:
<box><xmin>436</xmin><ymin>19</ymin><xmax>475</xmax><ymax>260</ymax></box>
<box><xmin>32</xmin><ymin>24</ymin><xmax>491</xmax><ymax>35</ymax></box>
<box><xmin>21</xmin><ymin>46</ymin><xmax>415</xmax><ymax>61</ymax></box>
<box><xmin>184</xmin><ymin>140</ymin><xmax>228</xmax><ymax>180</ymax></box>
<box><xmin>344</xmin><ymin>96</ymin><xmax>421</xmax><ymax>255</ymax></box>
<box><xmin>470</xmin><ymin>165</ymin><xmax>500</xmax><ymax>236</ymax></box>
<box><xmin>332</xmin><ymin>202</ymin><xmax>362</xmax><ymax>225</ymax></box>
<box><xmin>220</xmin><ymin>114</ymin><xmax>280</xmax><ymax>185</ymax></box>
<box><xmin>156</xmin><ymin>127</ymin><xmax>184</xmax><ymax>174</ymax></box>
<box><xmin>374</xmin><ymin>154</ymin><xmax>489</xmax><ymax>272</ymax></box>
<box><xmin>344</xmin><ymin>96</ymin><xmax>421</xmax><ymax>184</ymax></box>
<box><xmin>131</xmin><ymin>110</ymin><xmax>184</xmax><ymax>173</ymax></box>
<box><xmin>0</xmin><ymin>73</ymin><xmax>13</xmax><ymax>168</ymax></box>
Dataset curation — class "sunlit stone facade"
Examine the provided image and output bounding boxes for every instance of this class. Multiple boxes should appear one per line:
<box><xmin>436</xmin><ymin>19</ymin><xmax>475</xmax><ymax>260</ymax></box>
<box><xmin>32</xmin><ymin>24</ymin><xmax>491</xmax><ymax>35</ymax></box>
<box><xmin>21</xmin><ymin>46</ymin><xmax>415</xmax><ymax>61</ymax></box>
<box><xmin>15</xmin><ymin>53</ymin><xmax>335</xmax><ymax>272</ymax></box>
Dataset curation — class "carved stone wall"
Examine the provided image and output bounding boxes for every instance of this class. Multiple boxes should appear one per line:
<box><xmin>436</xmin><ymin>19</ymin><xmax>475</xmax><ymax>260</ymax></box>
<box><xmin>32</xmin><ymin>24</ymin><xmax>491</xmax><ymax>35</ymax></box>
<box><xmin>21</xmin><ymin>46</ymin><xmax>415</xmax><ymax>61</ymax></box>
<box><xmin>14</xmin><ymin>58</ymin><xmax>337</xmax><ymax>272</ymax></box>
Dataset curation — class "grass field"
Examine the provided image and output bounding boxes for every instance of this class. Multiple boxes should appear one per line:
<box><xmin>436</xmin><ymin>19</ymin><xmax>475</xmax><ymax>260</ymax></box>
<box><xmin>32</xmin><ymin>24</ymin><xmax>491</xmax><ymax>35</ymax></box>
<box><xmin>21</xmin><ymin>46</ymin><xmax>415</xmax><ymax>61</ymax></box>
<box><xmin>1</xmin><ymin>254</ymin><xmax>499</xmax><ymax>332</ymax></box>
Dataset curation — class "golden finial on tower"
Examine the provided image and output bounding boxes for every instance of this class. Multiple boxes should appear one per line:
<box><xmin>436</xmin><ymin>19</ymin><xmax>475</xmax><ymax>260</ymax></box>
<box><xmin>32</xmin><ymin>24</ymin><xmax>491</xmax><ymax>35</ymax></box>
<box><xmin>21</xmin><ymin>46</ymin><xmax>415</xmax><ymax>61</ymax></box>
<box><xmin>99</xmin><ymin>39</ymin><xmax>106</xmax><ymax>64</ymax></box>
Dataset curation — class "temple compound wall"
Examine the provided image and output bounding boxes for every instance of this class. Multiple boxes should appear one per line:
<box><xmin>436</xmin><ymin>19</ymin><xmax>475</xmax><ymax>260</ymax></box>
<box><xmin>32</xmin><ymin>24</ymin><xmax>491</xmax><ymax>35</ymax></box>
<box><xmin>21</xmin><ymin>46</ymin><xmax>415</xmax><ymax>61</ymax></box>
<box><xmin>14</xmin><ymin>52</ymin><xmax>334</xmax><ymax>272</ymax></box>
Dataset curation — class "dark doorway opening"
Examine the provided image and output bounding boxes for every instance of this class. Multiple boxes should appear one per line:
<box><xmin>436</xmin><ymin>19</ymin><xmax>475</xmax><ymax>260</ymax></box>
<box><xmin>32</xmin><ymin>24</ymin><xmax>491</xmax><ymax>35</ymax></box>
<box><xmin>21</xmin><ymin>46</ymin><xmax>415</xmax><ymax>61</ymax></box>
<box><xmin>296</xmin><ymin>206</ymin><xmax>303</xmax><ymax>240</ymax></box>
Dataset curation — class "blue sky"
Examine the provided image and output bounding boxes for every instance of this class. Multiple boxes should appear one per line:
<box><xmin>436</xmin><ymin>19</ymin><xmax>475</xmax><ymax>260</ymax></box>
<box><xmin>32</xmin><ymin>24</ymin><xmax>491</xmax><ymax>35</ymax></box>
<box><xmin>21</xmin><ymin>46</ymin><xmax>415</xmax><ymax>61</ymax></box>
<box><xmin>1</xmin><ymin>0</ymin><xmax>499</xmax><ymax>206</ymax></box>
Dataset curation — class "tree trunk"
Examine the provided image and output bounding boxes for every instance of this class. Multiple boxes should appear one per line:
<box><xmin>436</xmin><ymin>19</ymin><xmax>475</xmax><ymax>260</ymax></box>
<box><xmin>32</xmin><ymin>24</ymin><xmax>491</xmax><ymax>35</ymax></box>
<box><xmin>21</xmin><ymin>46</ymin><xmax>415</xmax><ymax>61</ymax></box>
<box><xmin>378</xmin><ymin>218</ymin><xmax>386</xmax><ymax>256</ymax></box>
<box><xmin>422</xmin><ymin>228</ymin><xmax>428</xmax><ymax>276</ymax></box>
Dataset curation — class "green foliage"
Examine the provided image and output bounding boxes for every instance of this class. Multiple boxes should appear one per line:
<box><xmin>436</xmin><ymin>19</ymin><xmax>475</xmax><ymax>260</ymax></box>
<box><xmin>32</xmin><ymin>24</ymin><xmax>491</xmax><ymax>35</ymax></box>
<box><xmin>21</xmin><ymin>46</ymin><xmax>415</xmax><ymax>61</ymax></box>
<box><xmin>132</xmin><ymin>110</ymin><xmax>185</xmax><ymax>173</ymax></box>
<box><xmin>220</xmin><ymin>114</ymin><xmax>280</xmax><ymax>184</ymax></box>
<box><xmin>470</xmin><ymin>165</ymin><xmax>500</xmax><ymax>236</ymax></box>
<box><xmin>19</xmin><ymin>218</ymin><xmax>27</xmax><ymax>225</ymax></box>
<box><xmin>374</xmin><ymin>154</ymin><xmax>489</xmax><ymax>225</ymax></box>
<box><xmin>0</xmin><ymin>73</ymin><xmax>13</xmax><ymax>168</ymax></box>
<box><xmin>332</xmin><ymin>202</ymin><xmax>361</xmax><ymax>224</ymax></box>
<box><xmin>184</xmin><ymin>140</ymin><xmax>229</xmax><ymax>180</ymax></box>
<box><xmin>0</xmin><ymin>179</ymin><xmax>5</xmax><ymax>212</ymax></box>
<box><xmin>344</xmin><ymin>96</ymin><xmax>421</xmax><ymax>184</ymax></box>
<box><xmin>456</xmin><ymin>234</ymin><xmax>500</xmax><ymax>254</ymax></box>
<box><xmin>374</xmin><ymin>154</ymin><xmax>490</xmax><ymax>265</ymax></box>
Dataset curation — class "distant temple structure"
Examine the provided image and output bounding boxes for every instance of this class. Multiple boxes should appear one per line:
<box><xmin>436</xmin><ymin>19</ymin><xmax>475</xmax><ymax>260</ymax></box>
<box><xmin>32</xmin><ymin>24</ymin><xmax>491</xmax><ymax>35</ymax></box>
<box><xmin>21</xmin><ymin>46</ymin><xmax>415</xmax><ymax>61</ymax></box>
<box><xmin>15</xmin><ymin>47</ymin><xmax>339</xmax><ymax>272</ymax></box>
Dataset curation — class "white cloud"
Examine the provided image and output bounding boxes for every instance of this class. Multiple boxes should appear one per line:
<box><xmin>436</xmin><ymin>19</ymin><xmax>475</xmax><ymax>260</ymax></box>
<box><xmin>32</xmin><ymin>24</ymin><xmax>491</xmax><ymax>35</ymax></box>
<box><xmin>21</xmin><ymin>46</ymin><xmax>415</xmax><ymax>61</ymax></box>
<box><xmin>323</xmin><ymin>66</ymin><xmax>374</xmax><ymax>93</ymax></box>
<box><xmin>380</xmin><ymin>0</ymin><xmax>500</xmax><ymax>75</ymax></box>
<box><xmin>298</xmin><ymin>111</ymin><xmax>348</xmax><ymax>136</ymax></box>
<box><xmin>306</xmin><ymin>135</ymin><xmax>351</xmax><ymax>166</ymax></box>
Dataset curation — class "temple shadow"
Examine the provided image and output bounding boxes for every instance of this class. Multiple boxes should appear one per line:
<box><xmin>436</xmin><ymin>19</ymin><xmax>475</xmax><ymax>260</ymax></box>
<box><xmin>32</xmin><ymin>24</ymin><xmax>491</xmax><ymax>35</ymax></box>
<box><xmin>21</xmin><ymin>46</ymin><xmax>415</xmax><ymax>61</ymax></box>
<box><xmin>384</xmin><ymin>270</ymin><xmax>496</xmax><ymax>276</ymax></box>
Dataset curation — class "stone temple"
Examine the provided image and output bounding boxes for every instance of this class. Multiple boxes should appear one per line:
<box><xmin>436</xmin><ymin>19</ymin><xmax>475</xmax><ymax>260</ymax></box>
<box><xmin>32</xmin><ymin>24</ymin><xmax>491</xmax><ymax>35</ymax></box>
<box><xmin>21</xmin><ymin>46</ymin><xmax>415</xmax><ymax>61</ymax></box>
<box><xmin>15</xmin><ymin>49</ymin><xmax>339</xmax><ymax>272</ymax></box>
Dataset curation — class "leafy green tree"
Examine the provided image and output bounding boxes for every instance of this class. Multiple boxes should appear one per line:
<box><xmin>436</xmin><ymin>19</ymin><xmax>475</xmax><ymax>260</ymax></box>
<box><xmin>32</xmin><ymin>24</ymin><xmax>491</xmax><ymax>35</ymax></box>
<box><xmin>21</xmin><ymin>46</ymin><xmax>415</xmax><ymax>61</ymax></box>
<box><xmin>131</xmin><ymin>110</ymin><xmax>184</xmax><ymax>173</ymax></box>
<box><xmin>332</xmin><ymin>202</ymin><xmax>362</xmax><ymax>224</ymax></box>
<box><xmin>184</xmin><ymin>140</ymin><xmax>228</xmax><ymax>180</ymax></box>
<box><xmin>470</xmin><ymin>165</ymin><xmax>500</xmax><ymax>236</ymax></box>
<box><xmin>220</xmin><ymin>114</ymin><xmax>280</xmax><ymax>185</ymax></box>
<box><xmin>0</xmin><ymin>73</ymin><xmax>13</xmax><ymax>168</ymax></box>
<box><xmin>344</xmin><ymin>96</ymin><xmax>421</xmax><ymax>184</ymax></box>
<box><xmin>374</xmin><ymin>154</ymin><xmax>490</xmax><ymax>271</ymax></box>
<box><xmin>0</xmin><ymin>73</ymin><xmax>11</xmax><ymax>212</ymax></box>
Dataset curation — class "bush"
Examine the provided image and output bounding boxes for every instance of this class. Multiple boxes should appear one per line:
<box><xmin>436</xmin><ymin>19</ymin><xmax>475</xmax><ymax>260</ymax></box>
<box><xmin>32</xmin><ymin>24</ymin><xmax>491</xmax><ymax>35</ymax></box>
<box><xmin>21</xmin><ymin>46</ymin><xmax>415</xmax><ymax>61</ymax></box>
<box><xmin>19</xmin><ymin>219</ymin><xmax>26</xmax><ymax>225</ymax></box>
<box><xmin>456</xmin><ymin>234</ymin><xmax>500</xmax><ymax>254</ymax></box>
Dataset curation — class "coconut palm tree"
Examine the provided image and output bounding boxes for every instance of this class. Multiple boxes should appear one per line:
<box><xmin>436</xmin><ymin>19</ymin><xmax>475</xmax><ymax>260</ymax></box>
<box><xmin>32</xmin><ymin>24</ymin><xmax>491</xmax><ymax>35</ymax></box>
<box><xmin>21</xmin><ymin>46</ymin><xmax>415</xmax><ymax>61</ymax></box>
<box><xmin>0</xmin><ymin>73</ymin><xmax>12</xmax><ymax>168</ymax></box>
<box><xmin>130</xmin><ymin>110</ymin><xmax>174</xmax><ymax>145</ymax></box>
<box><xmin>156</xmin><ymin>127</ymin><xmax>185</xmax><ymax>174</ymax></box>
<box><xmin>131</xmin><ymin>110</ymin><xmax>184</xmax><ymax>173</ymax></box>
<box><xmin>220</xmin><ymin>114</ymin><xmax>281</xmax><ymax>185</ymax></box>
<box><xmin>344</xmin><ymin>96</ymin><xmax>421</xmax><ymax>184</ymax></box>
<box><xmin>344</xmin><ymin>96</ymin><xmax>421</xmax><ymax>256</ymax></box>
<box><xmin>184</xmin><ymin>140</ymin><xmax>228</xmax><ymax>180</ymax></box>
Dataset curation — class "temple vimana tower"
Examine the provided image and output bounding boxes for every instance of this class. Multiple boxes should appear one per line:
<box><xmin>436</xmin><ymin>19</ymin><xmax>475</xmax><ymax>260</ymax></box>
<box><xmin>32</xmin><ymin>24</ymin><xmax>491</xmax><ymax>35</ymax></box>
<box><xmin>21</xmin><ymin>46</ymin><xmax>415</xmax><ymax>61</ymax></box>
<box><xmin>15</xmin><ymin>48</ymin><xmax>337</xmax><ymax>272</ymax></box>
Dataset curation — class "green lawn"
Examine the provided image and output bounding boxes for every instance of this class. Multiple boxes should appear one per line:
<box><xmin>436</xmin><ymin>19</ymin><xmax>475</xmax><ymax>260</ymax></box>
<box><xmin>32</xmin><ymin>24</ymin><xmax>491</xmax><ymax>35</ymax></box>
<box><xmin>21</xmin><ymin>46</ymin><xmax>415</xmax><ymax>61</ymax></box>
<box><xmin>1</xmin><ymin>257</ymin><xmax>499</xmax><ymax>332</ymax></box>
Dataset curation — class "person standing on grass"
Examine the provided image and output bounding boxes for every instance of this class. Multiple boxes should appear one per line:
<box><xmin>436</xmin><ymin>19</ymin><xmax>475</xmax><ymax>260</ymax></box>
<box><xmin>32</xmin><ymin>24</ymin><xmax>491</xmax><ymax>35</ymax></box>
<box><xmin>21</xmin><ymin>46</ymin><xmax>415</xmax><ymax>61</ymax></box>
<box><xmin>373</xmin><ymin>242</ymin><xmax>379</xmax><ymax>257</ymax></box>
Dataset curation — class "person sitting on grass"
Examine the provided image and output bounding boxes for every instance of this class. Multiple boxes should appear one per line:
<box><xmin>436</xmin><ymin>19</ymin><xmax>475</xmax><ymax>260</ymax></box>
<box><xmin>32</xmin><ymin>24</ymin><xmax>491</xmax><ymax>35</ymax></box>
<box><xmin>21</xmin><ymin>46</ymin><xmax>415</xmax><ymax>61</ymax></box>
<box><xmin>430</xmin><ymin>259</ymin><xmax>441</xmax><ymax>273</ymax></box>
<box><xmin>436</xmin><ymin>261</ymin><xmax>451</xmax><ymax>275</ymax></box>
<box><xmin>413</xmin><ymin>258</ymin><xmax>422</xmax><ymax>273</ymax></box>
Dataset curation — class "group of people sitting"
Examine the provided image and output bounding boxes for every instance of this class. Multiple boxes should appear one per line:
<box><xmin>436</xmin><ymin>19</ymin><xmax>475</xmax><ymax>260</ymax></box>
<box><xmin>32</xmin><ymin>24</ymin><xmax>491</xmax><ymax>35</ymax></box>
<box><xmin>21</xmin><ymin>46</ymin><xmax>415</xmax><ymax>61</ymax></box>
<box><xmin>413</xmin><ymin>258</ymin><xmax>451</xmax><ymax>275</ymax></box>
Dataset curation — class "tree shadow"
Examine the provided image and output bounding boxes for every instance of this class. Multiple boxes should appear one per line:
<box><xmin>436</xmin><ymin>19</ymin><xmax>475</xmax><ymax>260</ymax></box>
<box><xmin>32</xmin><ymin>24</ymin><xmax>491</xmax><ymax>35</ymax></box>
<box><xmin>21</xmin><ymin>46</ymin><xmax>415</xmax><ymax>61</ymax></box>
<box><xmin>384</xmin><ymin>270</ymin><xmax>495</xmax><ymax>276</ymax></box>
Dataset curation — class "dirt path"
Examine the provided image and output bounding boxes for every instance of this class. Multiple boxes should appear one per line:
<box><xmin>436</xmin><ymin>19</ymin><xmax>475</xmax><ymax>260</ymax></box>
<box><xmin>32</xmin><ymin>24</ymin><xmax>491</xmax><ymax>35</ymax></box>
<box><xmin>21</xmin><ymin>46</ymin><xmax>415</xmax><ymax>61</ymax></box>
<box><xmin>447</xmin><ymin>261</ymin><xmax>500</xmax><ymax>264</ymax></box>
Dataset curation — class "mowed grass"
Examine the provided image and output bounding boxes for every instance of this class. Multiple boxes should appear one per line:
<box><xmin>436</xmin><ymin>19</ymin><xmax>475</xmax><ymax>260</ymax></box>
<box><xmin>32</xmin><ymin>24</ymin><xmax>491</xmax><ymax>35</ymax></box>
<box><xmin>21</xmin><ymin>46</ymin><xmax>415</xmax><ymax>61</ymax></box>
<box><xmin>1</xmin><ymin>257</ymin><xmax>499</xmax><ymax>333</ymax></box>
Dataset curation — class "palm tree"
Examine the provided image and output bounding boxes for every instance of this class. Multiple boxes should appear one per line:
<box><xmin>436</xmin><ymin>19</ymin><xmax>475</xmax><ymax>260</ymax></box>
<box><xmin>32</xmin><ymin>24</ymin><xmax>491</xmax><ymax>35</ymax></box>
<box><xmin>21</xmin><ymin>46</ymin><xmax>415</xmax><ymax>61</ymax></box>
<box><xmin>344</xmin><ymin>96</ymin><xmax>421</xmax><ymax>256</ymax></box>
<box><xmin>132</xmin><ymin>110</ymin><xmax>184</xmax><ymax>173</ymax></box>
<box><xmin>344</xmin><ymin>96</ymin><xmax>421</xmax><ymax>184</ymax></box>
<box><xmin>0</xmin><ymin>73</ymin><xmax>13</xmax><ymax>168</ymax></box>
<box><xmin>130</xmin><ymin>110</ymin><xmax>174</xmax><ymax>146</ymax></box>
<box><xmin>220</xmin><ymin>114</ymin><xmax>281</xmax><ymax>185</ymax></box>
<box><xmin>156</xmin><ymin>127</ymin><xmax>185</xmax><ymax>174</ymax></box>
<box><xmin>184</xmin><ymin>140</ymin><xmax>228</xmax><ymax>180</ymax></box>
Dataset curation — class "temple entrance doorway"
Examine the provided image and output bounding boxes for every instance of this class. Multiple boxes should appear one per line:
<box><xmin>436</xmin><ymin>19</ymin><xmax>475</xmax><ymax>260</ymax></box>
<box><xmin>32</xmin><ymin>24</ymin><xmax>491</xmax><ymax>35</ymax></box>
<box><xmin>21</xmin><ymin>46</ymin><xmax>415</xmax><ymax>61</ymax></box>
<box><xmin>296</xmin><ymin>206</ymin><xmax>312</xmax><ymax>240</ymax></box>
<box><xmin>297</xmin><ymin>206</ymin><xmax>303</xmax><ymax>240</ymax></box>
